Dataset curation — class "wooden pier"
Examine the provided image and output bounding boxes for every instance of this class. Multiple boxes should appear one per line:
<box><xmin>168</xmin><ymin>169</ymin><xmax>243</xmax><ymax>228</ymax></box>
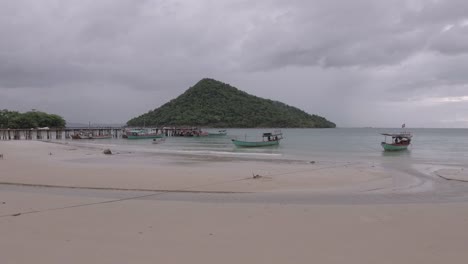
<box><xmin>0</xmin><ymin>127</ymin><xmax>122</xmax><ymax>140</ymax></box>
<box><xmin>0</xmin><ymin>127</ymin><xmax>209</xmax><ymax>140</ymax></box>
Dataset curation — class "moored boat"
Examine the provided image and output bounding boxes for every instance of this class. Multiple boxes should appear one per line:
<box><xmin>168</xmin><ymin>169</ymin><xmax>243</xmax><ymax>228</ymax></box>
<box><xmin>126</xmin><ymin>129</ymin><xmax>164</xmax><ymax>139</ymax></box>
<box><xmin>173</xmin><ymin>128</ymin><xmax>208</xmax><ymax>137</ymax></box>
<box><xmin>71</xmin><ymin>132</ymin><xmax>112</xmax><ymax>139</ymax></box>
<box><xmin>381</xmin><ymin>132</ymin><xmax>412</xmax><ymax>151</ymax></box>
<box><xmin>208</xmin><ymin>129</ymin><xmax>227</xmax><ymax>136</ymax></box>
<box><xmin>71</xmin><ymin>133</ymin><xmax>88</xmax><ymax>139</ymax></box>
<box><xmin>91</xmin><ymin>134</ymin><xmax>112</xmax><ymax>139</ymax></box>
<box><xmin>232</xmin><ymin>131</ymin><xmax>283</xmax><ymax>147</ymax></box>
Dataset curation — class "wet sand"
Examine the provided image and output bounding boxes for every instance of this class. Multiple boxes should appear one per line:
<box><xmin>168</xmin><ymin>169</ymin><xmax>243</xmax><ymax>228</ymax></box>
<box><xmin>1</xmin><ymin>140</ymin><xmax>468</xmax><ymax>263</ymax></box>
<box><xmin>0</xmin><ymin>141</ymin><xmax>391</xmax><ymax>193</ymax></box>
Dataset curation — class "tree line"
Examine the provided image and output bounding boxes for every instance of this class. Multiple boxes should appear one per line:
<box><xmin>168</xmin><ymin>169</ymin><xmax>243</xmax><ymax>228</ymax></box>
<box><xmin>0</xmin><ymin>110</ymin><xmax>66</xmax><ymax>129</ymax></box>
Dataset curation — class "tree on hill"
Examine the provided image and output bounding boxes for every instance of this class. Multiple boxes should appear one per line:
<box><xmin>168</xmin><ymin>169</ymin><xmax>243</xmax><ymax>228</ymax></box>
<box><xmin>0</xmin><ymin>109</ymin><xmax>66</xmax><ymax>129</ymax></box>
<box><xmin>127</xmin><ymin>78</ymin><xmax>336</xmax><ymax>128</ymax></box>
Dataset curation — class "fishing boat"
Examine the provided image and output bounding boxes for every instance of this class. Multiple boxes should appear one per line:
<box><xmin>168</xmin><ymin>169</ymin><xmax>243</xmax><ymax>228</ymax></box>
<box><xmin>174</xmin><ymin>128</ymin><xmax>208</xmax><ymax>137</ymax></box>
<box><xmin>92</xmin><ymin>134</ymin><xmax>112</xmax><ymax>139</ymax></box>
<box><xmin>126</xmin><ymin>128</ymin><xmax>164</xmax><ymax>139</ymax></box>
<box><xmin>381</xmin><ymin>132</ymin><xmax>412</xmax><ymax>151</ymax></box>
<box><xmin>232</xmin><ymin>131</ymin><xmax>283</xmax><ymax>147</ymax></box>
<box><xmin>208</xmin><ymin>129</ymin><xmax>227</xmax><ymax>136</ymax></box>
<box><xmin>71</xmin><ymin>132</ymin><xmax>112</xmax><ymax>139</ymax></box>
<box><xmin>71</xmin><ymin>132</ymin><xmax>90</xmax><ymax>139</ymax></box>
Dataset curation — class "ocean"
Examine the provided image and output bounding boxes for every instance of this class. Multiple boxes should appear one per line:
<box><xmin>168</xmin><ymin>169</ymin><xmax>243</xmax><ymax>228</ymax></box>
<box><xmin>61</xmin><ymin>128</ymin><xmax>468</xmax><ymax>165</ymax></box>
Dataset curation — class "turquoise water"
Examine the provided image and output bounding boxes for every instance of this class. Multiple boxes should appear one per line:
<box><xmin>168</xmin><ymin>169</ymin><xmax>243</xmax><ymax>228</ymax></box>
<box><xmin>67</xmin><ymin>128</ymin><xmax>468</xmax><ymax>164</ymax></box>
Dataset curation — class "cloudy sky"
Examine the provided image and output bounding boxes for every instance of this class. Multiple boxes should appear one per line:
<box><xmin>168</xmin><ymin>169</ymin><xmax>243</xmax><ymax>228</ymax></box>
<box><xmin>1</xmin><ymin>0</ymin><xmax>468</xmax><ymax>128</ymax></box>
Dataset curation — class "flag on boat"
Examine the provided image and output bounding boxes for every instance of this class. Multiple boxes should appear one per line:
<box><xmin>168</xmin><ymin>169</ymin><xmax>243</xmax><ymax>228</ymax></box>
<box><xmin>402</xmin><ymin>123</ymin><xmax>406</xmax><ymax>128</ymax></box>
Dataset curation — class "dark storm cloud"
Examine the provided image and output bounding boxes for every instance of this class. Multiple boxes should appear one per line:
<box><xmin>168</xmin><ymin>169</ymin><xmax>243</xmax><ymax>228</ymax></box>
<box><xmin>0</xmin><ymin>0</ymin><xmax>467</xmax><ymax>127</ymax></box>
<box><xmin>238</xmin><ymin>0</ymin><xmax>468</xmax><ymax>70</ymax></box>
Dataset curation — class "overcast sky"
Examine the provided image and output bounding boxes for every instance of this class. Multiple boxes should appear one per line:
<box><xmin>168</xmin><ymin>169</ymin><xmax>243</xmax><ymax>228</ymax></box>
<box><xmin>1</xmin><ymin>0</ymin><xmax>468</xmax><ymax>128</ymax></box>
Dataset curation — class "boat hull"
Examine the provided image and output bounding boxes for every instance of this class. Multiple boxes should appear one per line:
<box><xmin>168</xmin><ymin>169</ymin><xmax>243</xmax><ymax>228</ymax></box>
<box><xmin>91</xmin><ymin>135</ymin><xmax>112</xmax><ymax>139</ymax></box>
<box><xmin>208</xmin><ymin>133</ymin><xmax>227</xmax><ymax>136</ymax></box>
<box><xmin>71</xmin><ymin>134</ymin><xmax>83</xmax><ymax>139</ymax></box>
<box><xmin>126</xmin><ymin>134</ymin><xmax>164</xmax><ymax>139</ymax></box>
<box><xmin>232</xmin><ymin>139</ymin><xmax>279</xmax><ymax>147</ymax></box>
<box><xmin>381</xmin><ymin>142</ymin><xmax>409</xmax><ymax>151</ymax></box>
<box><xmin>72</xmin><ymin>134</ymin><xmax>112</xmax><ymax>139</ymax></box>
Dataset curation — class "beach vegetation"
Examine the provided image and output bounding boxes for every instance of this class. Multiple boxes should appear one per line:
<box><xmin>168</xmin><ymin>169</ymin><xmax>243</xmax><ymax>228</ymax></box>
<box><xmin>0</xmin><ymin>109</ymin><xmax>66</xmax><ymax>129</ymax></box>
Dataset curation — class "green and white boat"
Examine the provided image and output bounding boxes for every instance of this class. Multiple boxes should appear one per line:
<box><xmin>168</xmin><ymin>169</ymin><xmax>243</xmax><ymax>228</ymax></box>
<box><xmin>208</xmin><ymin>129</ymin><xmax>227</xmax><ymax>136</ymax></box>
<box><xmin>232</xmin><ymin>131</ymin><xmax>283</xmax><ymax>147</ymax></box>
<box><xmin>381</xmin><ymin>132</ymin><xmax>412</xmax><ymax>151</ymax></box>
<box><xmin>126</xmin><ymin>129</ymin><xmax>164</xmax><ymax>139</ymax></box>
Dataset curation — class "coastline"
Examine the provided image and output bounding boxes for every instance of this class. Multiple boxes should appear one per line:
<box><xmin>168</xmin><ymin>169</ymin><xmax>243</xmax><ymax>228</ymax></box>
<box><xmin>2</xmin><ymin>140</ymin><xmax>468</xmax><ymax>263</ymax></box>
<box><xmin>2</xmin><ymin>140</ymin><xmax>468</xmax><ymax>201</ymax></box>
<box><xmin>0</xmin><ymin>140</ymin><xmax>391</xmax><ymax>193</ymax></box>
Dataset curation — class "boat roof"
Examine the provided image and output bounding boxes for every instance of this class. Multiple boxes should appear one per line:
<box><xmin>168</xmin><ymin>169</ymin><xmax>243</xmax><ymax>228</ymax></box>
<box><xmin>381</xmin><ymin>133</ymin><xmax>412</xmax><ymax>138</ymax></box>
<box><xmin>262</xmin><ymin>132</ymin><xmax>282</xmax><ymax>136</ymax></box>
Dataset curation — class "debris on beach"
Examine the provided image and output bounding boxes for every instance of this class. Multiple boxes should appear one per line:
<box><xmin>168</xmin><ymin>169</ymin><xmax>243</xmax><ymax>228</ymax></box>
<box><xmin>309</xmin><ymin>161</ymin><xmax>316</xmax><ymax>164</ymax></box>
<box><xmin>252</xmin><ymin>173</ymin><xmax>262</xmax><ymax>179</ymax></box>
<box><xmin>103</xmin><ymin>149</ymin><xmax>112</xmax><ymax>155</ymax></box>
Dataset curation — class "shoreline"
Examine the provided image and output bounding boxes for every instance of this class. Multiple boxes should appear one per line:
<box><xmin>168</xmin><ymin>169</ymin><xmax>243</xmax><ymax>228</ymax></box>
<box><xmin>2</xmin><ymin>140</ymin><xmax>468</xmax><ymax>263</ymax></box>
<box><xmin>46</xmin><ymin>139</ymin><xmax>314</xmax><ymax>164</ymax></box>
<box><xmin>1</xmin><ymin>140</ymin><xmax>467</xmax><ymax>201</ymax></box>
<box><xmin>0</xmin><ymin>140</ymin><xmax>390</xmax><ymax>193</ymax></box>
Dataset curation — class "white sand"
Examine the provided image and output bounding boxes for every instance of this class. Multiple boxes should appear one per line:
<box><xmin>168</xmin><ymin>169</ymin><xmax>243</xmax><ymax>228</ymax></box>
<box><xmin>2</xmin><ymin>141</ymin><xmax>468</xmax><ymax>264</ymax></box>
<box><xmin>1</xmin><ymin>191</ymin><xmax>468</xmax><ymax>264</ymax></box>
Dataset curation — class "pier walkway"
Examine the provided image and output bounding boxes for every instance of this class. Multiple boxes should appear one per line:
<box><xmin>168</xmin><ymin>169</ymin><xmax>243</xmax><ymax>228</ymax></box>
<box><xmin>0</xmin><ymin>128</ymin><xmax>121</xmax><ymax>140</ymax></box>
<box><xmin>0</xmin><ymin>127</ymin><xmax>205</xmax><ymax>140</ymax></box>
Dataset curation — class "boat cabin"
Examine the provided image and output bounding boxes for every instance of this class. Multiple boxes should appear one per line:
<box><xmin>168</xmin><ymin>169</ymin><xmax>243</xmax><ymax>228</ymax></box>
<box><xmin>381</xmin><ymin>133</ymin><xmax>412</xmax><ymax>146</ymax></box>
<box><xmin>262</xmin><ymin>131</ymin><xmax>283</xmax><ymax>142</ymax></box>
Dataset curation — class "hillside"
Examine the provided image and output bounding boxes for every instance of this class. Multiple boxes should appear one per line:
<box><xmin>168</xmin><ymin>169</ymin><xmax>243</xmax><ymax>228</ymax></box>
<box><xmin>127</xmin><ymin>79</ymin><xmax>336</xmax><ymax>128</ymax></box>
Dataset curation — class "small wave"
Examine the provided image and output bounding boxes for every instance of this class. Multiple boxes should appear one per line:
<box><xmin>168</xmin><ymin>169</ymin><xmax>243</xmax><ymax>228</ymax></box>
<box><xmin>116</xmin><ymin>147</ymin><xmax>282</xmax><ymax>158</ymax></box>
<box><xmin>67</xmin><ymin>142</ymin><xmax>120</xmax><ymax>148</ymax></box>
<box><xmin>176</xmin><ymin>150</ymin><xmax>282</xmax><ymax>157</ymax></box>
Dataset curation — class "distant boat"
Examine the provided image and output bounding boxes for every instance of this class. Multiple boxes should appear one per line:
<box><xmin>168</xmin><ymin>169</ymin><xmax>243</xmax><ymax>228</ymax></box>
<box><xmin>381</xmin><ymin>132</ymin><xmax>412</xmax><ymax>151</ymax></box>
<box><xmin>91</xmin><ymin>134</ymin><xmax>112</xmax><ymax>139</ymax></box>
<box><xmin>126</xmin><ymin>129</ymin><xmax>164</xmax><ymax>139</ymax></box>
<box><xmin>208</xmin><ymin>129</ymin><xmax>227</xmax><ymax>136</ymax></box>
<box><xmin>232</xmin><ymin>131</ymin><xmax>283</xmax><ymax>147</ymax></box>
<box><xmin>71</xmin><ymin>132</ymin><xmax>112</xmax><ymax>139</ymax></box>
<box><xmin>174</xmin><ymin>128</ymin><xmax>208</xmax><ymax>137</ymax></box>
<box><xmin>71</xmin><ymin>133</ymin><xmax>88</xmax><ymax>139</ymax></box>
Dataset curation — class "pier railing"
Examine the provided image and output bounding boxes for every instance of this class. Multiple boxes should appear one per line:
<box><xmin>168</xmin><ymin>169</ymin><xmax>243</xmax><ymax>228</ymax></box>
<box><xmin>0</xmin><ymin>127</ymin><xmax>121</xmax><ymax>140</ymax></box>
<box><xmin>0</xmin><ymin>126</ymin><xmax>206</xmax><ymax>140</ymax></box>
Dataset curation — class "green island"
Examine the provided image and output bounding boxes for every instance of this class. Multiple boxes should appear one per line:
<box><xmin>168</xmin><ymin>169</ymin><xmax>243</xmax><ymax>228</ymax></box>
<box><xmin>127</xmin><ymin>78</ymin><xmax>336</xmax><ymax>128</ymax></box>
<box><xmin>0</xmin><ymin>110</ymin><xmax>66</xmax><ymax>129</ymax></box>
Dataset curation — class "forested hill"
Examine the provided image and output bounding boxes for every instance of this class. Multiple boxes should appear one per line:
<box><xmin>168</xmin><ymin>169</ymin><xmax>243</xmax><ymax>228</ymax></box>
<box><xmin>127</xmin><ymin>79</ymin><xmax>336</xmax><ymax>128</ymax></box>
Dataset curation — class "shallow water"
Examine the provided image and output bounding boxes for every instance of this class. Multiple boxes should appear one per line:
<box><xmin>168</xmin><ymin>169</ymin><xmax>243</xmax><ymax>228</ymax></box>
<box><xmin>61</xmin><ymin>128</ymin><xmax>468</xmax><ymax>164</ymax></box>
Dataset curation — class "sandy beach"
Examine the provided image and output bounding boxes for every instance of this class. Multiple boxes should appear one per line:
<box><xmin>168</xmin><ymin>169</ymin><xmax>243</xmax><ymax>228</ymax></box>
<box><xmin>0</xmin><ymin>141</ymin><xmax>391</xmax><ymax>193</ymax></box>
<box><xmin>2</xmin><ymin>140</ymin><xmax>468</xmax><ymax>263</ymax></box>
